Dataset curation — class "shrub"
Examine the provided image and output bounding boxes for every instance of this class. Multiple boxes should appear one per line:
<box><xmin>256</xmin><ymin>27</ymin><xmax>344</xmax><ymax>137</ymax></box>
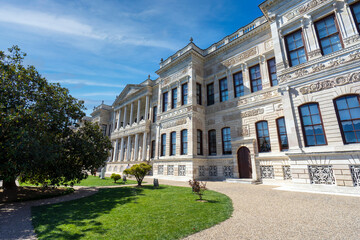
<box><xmin>110</xmin><ymin>173</ymin><xmax>121</xmax><ymax>183</ymax></box>
<box><xmin>123</xmin><ymin>163</ymin><xmax>152</xmax><ymax>186</ymax></box>
<box><xmin>188</xmin><ymin>179</ymin><xmax>207</xmax><ymax>200</ymax></box>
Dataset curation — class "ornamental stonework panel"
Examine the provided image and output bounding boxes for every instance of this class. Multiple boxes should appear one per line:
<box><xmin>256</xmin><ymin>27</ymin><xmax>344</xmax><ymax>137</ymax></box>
<box><xmin>308</xmin><ymin>165</ymin><xmax>335</xmax><ymax>185</ymax></box>
<box><xmin>209</xmin><ymin>166</ymin><xmax>217</xmax><ymax>177</ymax></box>
<box><xmin>350</xmin><ymin>165</ymin><xmax>360</xmax><ymax>187</ymax></box>
<box><xmin>260</xmin><ymin>166</ymin><xmax>274</xmax><ymax>179</ymax></box>
<box><xmin>178</xmin><ymin>165</ymin><xmax>186</xmax><ymax>176</ymax></box>
<box><xmin>222</xmin><ymin>47</ymin><xmax>258</xmax><ymax>67</ymax></box>
<box><xmin>283</xmin><ymin>166</ymin><xmax>292</xmax><ymax>180</ymax></box>
<box><xmin>167</xmin><ymin>165</ymin><xmax>174</xmax><ymax>175</ymax></box>
<box><xmin>158</xmin><ymin>165</ymin><xmax>164</xmax><ymax>175</ymax></box>
<box><xmin>199</xmin><ymin>166</ymin><xmax>205</xmax><ymax>177</ymax></box>
<box><xmin>223</xmin><ymin>166</ymin><xmax>233</xmax><ymax>178</ymax></box>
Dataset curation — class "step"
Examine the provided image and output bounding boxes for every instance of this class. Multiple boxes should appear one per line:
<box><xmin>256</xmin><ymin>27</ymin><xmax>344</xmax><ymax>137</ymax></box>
<box><xmin>225</xmin><ymin>178</ymin><xmax>260</xmax><ymax>184</ymax></box>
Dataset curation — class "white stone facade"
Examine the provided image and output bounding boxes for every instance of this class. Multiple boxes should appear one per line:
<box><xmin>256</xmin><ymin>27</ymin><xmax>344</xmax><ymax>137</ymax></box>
<box><xmin>90</xmin><ymin>0</ymin><xmax>360</xmax><ymax>188</ymax></box>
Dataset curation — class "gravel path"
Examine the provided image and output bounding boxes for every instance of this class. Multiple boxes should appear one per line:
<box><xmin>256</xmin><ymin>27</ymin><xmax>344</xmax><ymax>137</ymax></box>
<box><xmin>1</xmin><ymin>180</ymin><xmax>360</xmax><ymax>240</ymax></box>
<box><xmin>158</xmin><ymin>180</ymin><xmax>360</xmax><ymax>240</ymax></box>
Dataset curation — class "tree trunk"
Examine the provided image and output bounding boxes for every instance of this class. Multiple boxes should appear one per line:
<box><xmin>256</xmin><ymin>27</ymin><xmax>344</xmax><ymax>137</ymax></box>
<box><xmin>3</xmin><ymin>178</ymin><xmax>17</xmax><ymax>192</ymax></box>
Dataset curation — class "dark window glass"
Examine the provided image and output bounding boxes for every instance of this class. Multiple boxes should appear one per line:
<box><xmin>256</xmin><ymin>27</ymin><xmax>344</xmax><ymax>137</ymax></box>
<box><xmin>182</xmin><ymin>83</ymin><xmax>188</xmax><ymax>105</ymax></box>
<box><xmin>151</xmin><ymin>140</ymin><xmax>155</xmax><ymax>158</ymax></box>
<box><xmin>299</xmin><ymin>103</ymin><xmax>327</xmax><ymax>146</ymax></box>
<box><xmin>315</xmin><ymin>15</ymin><xmax>342</xmax><ymax>55</ymax></box>
<box><xmin>222</xmin><ymin>127</ymin><xmax>232</xmax><ymax>155</ymax></box>
<box><xmin>161</xmin><ymin>134</ymin><xmax>166</xmax><ymax>156</ymax></box>
<box><xmin>335</xmin><ymin>95</ymin><xmax>360</xmax><ymax>144</ymax></box>
<box><xmin>256</xmin><ymin>121</ymin><xmax>271</xmax><ymax>152</ymax></box>
<box><xmin>285</xmin><ymin>30</ymin><xmax>307</xmax><ymax>67</ymax></box>
<box><xmin>267</xmin><ymin>58</ymin><xmax>278</xmax><ymax>86</ymax></box>
<box><xmin>197</xmin><ymin>130</ymin><xmax>203</xmax><ymax>155</ymax></box>
<box><xmin>276</xmin><ymin>117</ymin><xmax>289</xmax><ymax>151</ymax></box>
<box><xmin>171</xmin><ymin>88</ymin><xmax>177</xmax><ymax>109</ymax></box>
<box><xmin>219</xmin><ymin>78</ymin><xmax>228</xmax><ymax>102</ymax></box>
<box><xmin>153</xmin><ymin>106</ymin><xmax>157</xmax><ymax>123</ymax></box>
<box><xmin>233</xmin><ymin>72</ymin><xmax>244</xmax><ymax>98</ymax></box>
<box><xmin>208</xmin><ymin>130</ymin><xmax>217</xmax><ymax>155</ymax></box>
<box><xmin>207</xmin><ymin>83</ymin><xmax>215</xmax><ymax>106</ymax></box>
<box><xmin>196</xmin><ymin>83</ymin><xmax>202</xmax><ymax>105</ymax></box>
<box><xmin>163</xmin><ymin>92</ymin><xmax>168</xmax><ymax>112</ymax></box>
<box><xmin>181</xmin><ymin>129</ymin><xmax>188</xmax><ymax>155</ymax></box>
<box><xmin>351</xmin><ymin>2</ymin><xmax>360</xmax><ymax>32</ymax></box>
<box><xmin>170</xmin><ymin>131</ymin><xmax>176</xmax><ymax>155</ymax></box>
<box><xmin>250</xmin><ymin>65</ymin><xmax>262</xmax><ymax>93</ymax></box>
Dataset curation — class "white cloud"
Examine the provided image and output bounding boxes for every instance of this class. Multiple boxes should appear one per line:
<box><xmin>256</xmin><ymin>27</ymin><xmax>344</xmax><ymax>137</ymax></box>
<box><xmin>50</xmin><ymin>79</ymin><xmax>125</xmax><ymax>88</ymax></box>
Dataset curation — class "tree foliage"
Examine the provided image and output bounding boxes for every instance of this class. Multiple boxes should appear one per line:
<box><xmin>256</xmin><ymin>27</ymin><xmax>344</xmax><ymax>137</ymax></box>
<box><xmin>188</xmin><ymin>179</ymin><xmax>207</xmax><ymax>200</ymax></box>
<box><xmin>123</xmin><ymin>163</ymin><xmax>152</xmax><ymax>186</ymax></box>
<box><xmin>0</xmin><ymin>46</ymin><xmax>112</xmax><ymax>192</ymax></box>
<box><xmin>110</xmin><ymin>173</ymin><xmax>121</xmax><ymax>183</ymax></box>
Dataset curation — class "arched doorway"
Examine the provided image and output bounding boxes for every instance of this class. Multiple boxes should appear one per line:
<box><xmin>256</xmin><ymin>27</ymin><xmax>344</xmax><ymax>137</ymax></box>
<box><xmin>237</xmin><ymin>147</ymin><xmax>252</xmax><ymax>178</ymax></box>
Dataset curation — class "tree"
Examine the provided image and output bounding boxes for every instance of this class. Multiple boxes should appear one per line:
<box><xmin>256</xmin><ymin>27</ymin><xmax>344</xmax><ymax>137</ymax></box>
<box><xmin>0</xmin><ymin>46</ymin><xmax>112</xmax><ymax>192</ymax></box>
<box><xmin>188</xmin><ymin>179</ymin><xmax>207</xmax><ymax>201</ymax></box>
<box><xmin>110</xmin><ymin>173</ymin><xmax>121</xmax><ymax>183</ymax></box>
<box><xmin>123</xmin><ymin>163</ymin><xmax>152</xmax><ymax>186</ymax></box>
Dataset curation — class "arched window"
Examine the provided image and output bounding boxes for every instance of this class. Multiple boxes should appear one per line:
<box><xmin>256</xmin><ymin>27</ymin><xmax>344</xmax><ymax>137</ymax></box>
<box><xmin>334</xmin><ymin>95</ymin><xmax>360</xmax><ymax>144</ymax></box>
<box><xmin>208</xmin><ymin>130</ymin><xmax>216</xmax><ymax>155</ymax></box>
<box><xmin>256</xmin><ymin>121</ymin><xmax>271</xmax><ymax>152</ymax></box>
<box><xmin>221</xmin><ymin>127</ymin><xmax>232</xmax><ymax>155</ymax></box>
<box><xmin>181</xmin><ymin>129</ymin><xmax>188</xmax><ymax>155</ymax></box>
<box><xmin>299</xmin><ymin>103</ymin><xmax>327</xmax><ymax>146</ymax></box>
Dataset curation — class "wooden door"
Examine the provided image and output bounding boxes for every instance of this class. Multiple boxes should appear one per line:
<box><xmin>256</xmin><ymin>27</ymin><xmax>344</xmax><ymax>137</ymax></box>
<box><xmin>237</xmin><ymin>147</ymin><xmax>252</xmax><ymax>178</ymax></box>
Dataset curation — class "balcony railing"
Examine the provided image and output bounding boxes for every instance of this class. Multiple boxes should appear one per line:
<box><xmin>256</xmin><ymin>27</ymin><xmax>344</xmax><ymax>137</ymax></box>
<box><xmin>111</xmin><ymin>119</ymin><xmax>151</xmax><ymax>139</ymax></box>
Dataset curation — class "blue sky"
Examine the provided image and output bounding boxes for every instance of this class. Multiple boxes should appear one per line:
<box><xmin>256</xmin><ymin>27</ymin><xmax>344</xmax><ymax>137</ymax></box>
<box><xmin>0</xmin><ymin>0</ymin><xmax>264</xmax><ymax>115</ymax></box>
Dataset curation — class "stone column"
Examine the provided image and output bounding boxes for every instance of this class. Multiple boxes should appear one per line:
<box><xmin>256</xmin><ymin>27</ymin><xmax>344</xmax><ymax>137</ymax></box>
<box><xmin>112</xmin><ymin>139</ymin><xmax>118</xmax><ymax>162</ymax></box>
<box><xmin>134</xmin><ymin>133</ymin><xmax>139</xmax><ymax>161</ymax></box>
<box><xmin>145</xmin><ymin>95</ymin><xmax>150</xmax><ymax>120</ymax></box>
<box><xmin>112</xmin><ymin>111</ymin><xmax>116</xmax><ymax>132</ymax></box>
<box><xmin>116</xmin><ymin>109</ymin><xmax>122</xmax><ymax>130</ymax></box>
<box><xmin>142</xmin><ymin>132</ymin><xmax>148</xmax><ymax>161</ymax></box>
<box><xmin>137</xmin><ymin>99</ymin><xmax>141</xmax><ymax>123</ymax></box>
<box><xmin>259</xmin><ymin>55</ymin><xmax>270</xmax><ymax>88</ymax></box>
<box><xmin>123</xmin><ymin>106</ymin><xmax>128</xmax><ymax>127</ymax></box>
<box><xmin>119</xmin><ymin>137</ymin><xmax>125</xmax><ymax>161</ymax></box>
<box><xmin>130</xmin><ymin>102</ymin><xmax>134</xmax><ymax>125</ymax></box>
<box><xmin>226</xmin><ymin>68</ymin><xmax>234</xmax><ymax>99</ymax></box>
<box><xmin>127</xmin><ymin>135</ymin><xmax>132</xmax><ymax>161</ymax></box>
<box><xmin>242</xmin><ymin>63</ymin><xmax>251</xmax><ymax>95</ymax></box>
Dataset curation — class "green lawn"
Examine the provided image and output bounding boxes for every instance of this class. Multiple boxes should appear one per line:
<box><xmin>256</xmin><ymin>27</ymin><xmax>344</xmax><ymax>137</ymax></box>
<box><xmin>32</xmin><ymin>185</ymin><xmax>233</xmax><ymax>240</ymax></box>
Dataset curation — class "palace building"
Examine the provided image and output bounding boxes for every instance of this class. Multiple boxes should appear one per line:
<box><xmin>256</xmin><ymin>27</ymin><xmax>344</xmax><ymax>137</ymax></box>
<box><xmin>89</xmin><ymin>0</ymin><xmax>360</xmax><ymax>187</ymax></box>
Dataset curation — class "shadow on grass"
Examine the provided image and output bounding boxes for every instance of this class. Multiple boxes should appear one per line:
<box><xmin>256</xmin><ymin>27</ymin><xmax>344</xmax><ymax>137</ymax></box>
<box><xmin>32</xmin><ymin>187</ymin><xmax>143</xmax><ymax>240</ymax></box>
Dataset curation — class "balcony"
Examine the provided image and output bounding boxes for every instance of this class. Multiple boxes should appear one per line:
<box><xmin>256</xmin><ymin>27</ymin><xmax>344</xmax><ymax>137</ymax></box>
<box><xmin>111</xmin><ymin>119</ymin><xmax>151</xmax><ymax>140</ymax></box>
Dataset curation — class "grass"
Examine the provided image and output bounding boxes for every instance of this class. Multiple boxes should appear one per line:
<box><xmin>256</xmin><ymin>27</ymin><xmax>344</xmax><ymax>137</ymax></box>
<box><xmin>20</xmin><ymin>175</ymin><xmax>138</xmax><ymax>187</ymax></box>
<box><xmin>32</xmin><ymin>185</ymin><xmax>233</xmax><ymax>240</ymax></box>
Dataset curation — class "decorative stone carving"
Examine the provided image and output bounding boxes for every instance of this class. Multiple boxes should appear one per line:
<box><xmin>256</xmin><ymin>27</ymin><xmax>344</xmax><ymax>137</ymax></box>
<box><xmin>311</xmin><ymin>63</ymin><xmax>326</xmax><ymax>73</ymax></box>
<box><xmin>264</xmin><ymin>40</ymin><xmax>273</xmax><ymax>50</ymax></box>
<box><xmin>299</xmin><ymin>0</ymin><xmax>330</xmax><ymax>14</ymax></box>
<box><xmin>209</xmin><ymin>166</ymin><xmax>217</xmax><ymax>177</ymax></box>
<box><xmin>260</xmin><ymin>166</ymin><xmax>274</xmax><ymax>179</ymax></box>
<box><xmin>167</xmin><ymin>165</ymin><xmax>174</xmax><ymax>175</ymax></box>
<box><xmin>350</xmin><ymin>165</ymin><xmax>360</xmax><ymax>187</ymax></box>
<box><xmin>158</xmin><ymin>165</ymin><xmax>164</xmax><ymax>175</ymax></box>
<box><xmin>223</xmin><ymin>47</ymin><xmax>258</xmax><ymax>67</ymax></box>
<box><xmin>284</xmin><ymin>11</ymin><xmax>298</xmax><ymax>20</ymax></box>
<box><xmin>308</xmin><ymin>165</ymin><xmax>335</xmax><ymax>185</ymax></box>
<box><xmin>161</xmin><ymin>67</ymin><xmax>189</xmax><ymax>87</ymax></box>
<box><xmin>240</xmin><ymin>108</ymin><xmax>264</xmax><ymax>118</ymax></box>
<box><xmin>238</xmin><ymin>125</ymin><xmax>250</xmax><ymax>137</ymax></box>
<box><xmin>162</xmin><ymin>118</ymin><xmax>187</xmax><ymax>129</ymax></box>
<box><xmin>308</xmin><ymin>49</ymin><xmax>322</xmax><ymax>58</ymax></box>
<box><xmin>283</xmin><ymin>166</ymin><xmax>292</xmax><ymax>180</ymax></box>
<box><xmin>344</xmin><ymin>35</ymin><xmax>360</xmax><ymax>45</ymax></box>
<box><xmin>279</xmin><ymin>74</ymin><xmax>291</xmax><ymax>83</ymax></box>
<box><xmin>223</xmin><ymin>166</ymin><xmax>233</xmax><ymax>177</ymax></box>
<box><xmin>178</xmin><ymin>165</ymin><xmax>186</xmax><ymax>176</ymax></box>
<box><xmin>223</xmin><ymin>114</ymin><xmax>239</xmax><ymax>122</ymax></box>
<box><xmin>199</xmin><ymin>166</ymin><xmax>205</xmax><ymax>176</ymax></box>
<box><xmin>275</xmin><ymin>103</ymin><xmax>283</xmax><ymax>111</ymax></box>
<box><xmin>299</xmin><ymin>71</ymin><xmax>360</xmax><ymax>94</ymax></box>
<box><xmin>295</xmin><ymin>68</ymin><xmax>308</xmax><ymax>77</ymax></box>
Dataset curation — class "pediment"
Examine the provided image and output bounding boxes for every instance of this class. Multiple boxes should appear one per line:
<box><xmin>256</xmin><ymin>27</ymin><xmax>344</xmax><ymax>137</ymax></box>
<box><xmin>113</xmin><ymin>84</ymin><xmax>142</xmax><ymax>105</ymax></box>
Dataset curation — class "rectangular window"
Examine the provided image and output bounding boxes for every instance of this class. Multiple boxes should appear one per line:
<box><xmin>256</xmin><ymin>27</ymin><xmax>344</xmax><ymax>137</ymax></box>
<box><xmin>256</xmin><ymin>121</ymin><xmax>271</xmax><ymax>152</ymax></box>
<box><xmin>267</xmin><ymin>58</ymin><xmax>278</xmax><ymax>86</ymax></box>
<box><xmin>182</xmin><ymin>83</ymin><xmax>188</xmax><ymax>105</ymax></box>
<box><xmin>207</xmin><ymin>83</ymin><xmax>215</xmax><ymax>106</ymax></box>
<box><xmin>219</xmin><ymin>78</ymin><xmax>228</xmax><ymax>102</ymax></box>
<box><xmin>170</xmin><ymin>131</ymin><xmax>176</xmax><ymax>156</ymax></box>
<box><xmin>351</xmin><ymin>2</ymin><xmax>360</xmax><ymax>32</ymax></box>
<box><xmin>299</xmin><ymin>103</ymin><xmax>327</xmax><ymax>146</ymax></box>
<box><xmin>276</xmin><ymin>117</ymin><xmax>289</xmax><ymax>151</ymax></box>
<box><xmin>161</xmin><ymin>134</ymin><xmax>166</xmax><ymax>156</ymax></box>
<box><xmin>250</xmin><ymin>65</ymin><xmax>262</xmax><ymax>93</ymax></box>
<box><xmin>162</xmin><ymin>92</ymin><xmax>168</xmax><ymax>112</ymax></box>
<box><xmin>208</xmin><ymin>130</ymin><xmax>217</xmax><ymax>155</ymax></box>
<box><xmin>222</xmin><ymin>127</ymin><xmax>232</xmax><ymax>155</ymax></box>
<box><xmin>314</xmin><ymin>15</ymin><xmax>342</xmax><ymax>55</ymax></box>
<box><xmin>197</xmin><ymin>130</ymin><xmax>203</xmax><ymax>155</ymax></box>
<box><xmin>285</xmin><ymin>30</ymin><xmax>307</xmax><ymax>67</ymax></box>
<box><xmin>171</xmin><ymin>88</ymin><xmax>177</xmax><ymax>109</ymax></box>
<box><xmin>181</xmin><ymin>129</ymin><xmax>188</xmax><ymax>155</ymax></box>
<box><xmin>151</xmin><ymin>140</ymin><xmax>155</xmax><ymax>158</ymax></box>
<box><xmin>196</xmin><ymin>83</ymin><xmax>202</xmax><ymax>105</ymax></box>
<box><xmin>153</xmin><ymin>106</ymin><xmax>157</xmax><ymax>123</ymax></box>
<box><xmin>233</xmin><ymin>71</ymin><xmax>244</xmax><ymax>98</ymax></box>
